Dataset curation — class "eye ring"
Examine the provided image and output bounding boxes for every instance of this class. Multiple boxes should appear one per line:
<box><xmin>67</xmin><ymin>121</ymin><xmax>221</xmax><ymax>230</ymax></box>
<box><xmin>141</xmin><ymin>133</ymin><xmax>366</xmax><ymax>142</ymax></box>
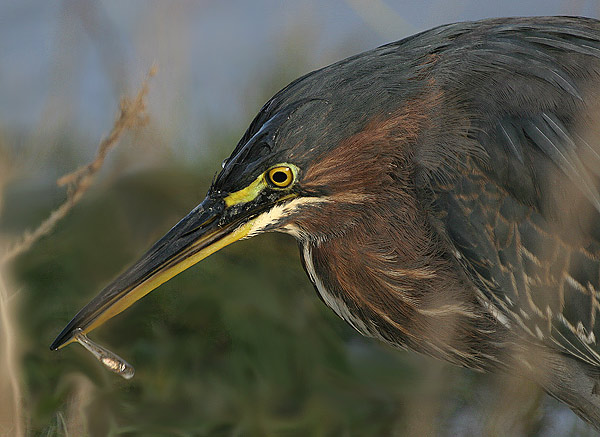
<box><xmin>267</xmin><ymin>166</ymin><xmax>294</xmax><ymax>188</ymax></box>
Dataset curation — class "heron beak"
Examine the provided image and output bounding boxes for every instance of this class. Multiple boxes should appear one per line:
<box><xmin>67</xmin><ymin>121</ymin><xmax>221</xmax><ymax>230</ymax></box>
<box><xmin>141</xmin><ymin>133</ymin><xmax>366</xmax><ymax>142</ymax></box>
<box><xmin>50</xmin><ymin>194</ymin><xmax>257</xmax><ymax>350</ymax></box>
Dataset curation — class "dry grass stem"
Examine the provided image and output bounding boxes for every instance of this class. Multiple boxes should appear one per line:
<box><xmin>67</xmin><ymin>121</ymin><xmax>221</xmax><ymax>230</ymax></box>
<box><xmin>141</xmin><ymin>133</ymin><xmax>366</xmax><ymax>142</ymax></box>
<box><xmin>0</xmin><ymin>268</ymin><xmax>23</xmax><ymax>437</ymax></box>
<box><xmin>63</xmin><ymin>375</ymin><xmax>95</xmax><ymax>436</ymax></box>
<box><xmin>1</xmin><ymin>66</ymin><xmax>156</xmax><ymax>264</ymax></box>
<box><xmin>0</xmin><ymin>140</ymin><xmax>24</xmax><ymax>436</ymax></box>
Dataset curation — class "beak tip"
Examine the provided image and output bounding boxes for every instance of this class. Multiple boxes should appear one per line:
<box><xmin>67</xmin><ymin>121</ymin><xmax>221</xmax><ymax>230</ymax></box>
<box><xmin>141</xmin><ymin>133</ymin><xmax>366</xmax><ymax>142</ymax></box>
<box><xmin>50</xmin><ymin>337</ymin><xmax>63</xmax><ymax>351</ymax></box>
<box><xmin>50</xmin><ymin>327</ymin><xmax>75</xmax><ymax>351</ymax></box>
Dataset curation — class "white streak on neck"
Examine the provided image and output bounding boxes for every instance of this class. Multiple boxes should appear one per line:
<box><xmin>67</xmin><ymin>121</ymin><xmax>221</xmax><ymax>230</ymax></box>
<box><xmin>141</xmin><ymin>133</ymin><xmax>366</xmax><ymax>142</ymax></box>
<box><xmin>302</xmin><ymin>243</ymin><xmax>374</xmax><ymax>337</ymax></box>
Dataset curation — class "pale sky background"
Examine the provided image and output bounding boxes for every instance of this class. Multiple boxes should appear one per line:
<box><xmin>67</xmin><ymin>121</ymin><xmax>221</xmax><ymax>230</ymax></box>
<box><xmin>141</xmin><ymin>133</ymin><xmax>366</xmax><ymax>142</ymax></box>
<box><xmin>1</xmin><ymin>0</ymin><xmax>599</xmax><ymax>164</ymax></box>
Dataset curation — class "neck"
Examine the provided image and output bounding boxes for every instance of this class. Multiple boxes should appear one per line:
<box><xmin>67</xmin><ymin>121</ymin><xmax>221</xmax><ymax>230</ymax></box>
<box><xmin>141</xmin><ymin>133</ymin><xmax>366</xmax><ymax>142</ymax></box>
<box><xmin>295</xmin><ymin>199</ymin><xmax>507</xmax><ymax>371</ymax></box>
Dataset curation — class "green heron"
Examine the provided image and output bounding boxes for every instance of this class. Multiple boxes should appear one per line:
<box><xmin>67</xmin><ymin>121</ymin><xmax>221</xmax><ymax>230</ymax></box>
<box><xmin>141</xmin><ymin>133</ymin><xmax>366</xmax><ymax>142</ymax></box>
<box><xmin>52</xmin><ymin>16</ymin><xmax>600</xmax><ymax>428</ymax></box>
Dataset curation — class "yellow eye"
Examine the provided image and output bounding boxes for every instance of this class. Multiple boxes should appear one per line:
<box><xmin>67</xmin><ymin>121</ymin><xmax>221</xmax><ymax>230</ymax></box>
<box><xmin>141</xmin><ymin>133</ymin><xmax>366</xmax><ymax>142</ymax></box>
<box><xmin>267</xmin><ymin>166</ymin><xmax>294</xmax><ymax>188</ymax></box>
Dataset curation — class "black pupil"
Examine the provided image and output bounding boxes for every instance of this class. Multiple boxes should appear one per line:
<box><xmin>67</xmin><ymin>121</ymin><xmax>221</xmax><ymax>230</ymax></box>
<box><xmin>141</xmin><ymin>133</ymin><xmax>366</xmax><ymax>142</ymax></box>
<box><xmin>272</xmin><ymin>171</ymin><xmax>288</xmax><ymax>183</ymax></box>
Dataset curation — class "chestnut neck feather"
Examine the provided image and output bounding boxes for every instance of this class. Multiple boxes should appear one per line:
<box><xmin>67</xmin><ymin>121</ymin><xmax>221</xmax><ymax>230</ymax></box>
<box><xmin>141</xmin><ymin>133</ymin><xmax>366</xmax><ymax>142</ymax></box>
<box><xmin>301</xmin><ymin>183</ymin><xmax>506</xmax><ymax>370</ymax></box>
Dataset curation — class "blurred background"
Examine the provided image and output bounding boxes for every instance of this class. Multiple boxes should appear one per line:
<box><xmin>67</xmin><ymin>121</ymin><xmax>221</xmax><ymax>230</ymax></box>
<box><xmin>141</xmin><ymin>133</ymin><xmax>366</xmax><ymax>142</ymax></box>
<box><xmin>2</xmin><ymin>1</ymin><xmax>600</xmax><ymax>436</ymax></box>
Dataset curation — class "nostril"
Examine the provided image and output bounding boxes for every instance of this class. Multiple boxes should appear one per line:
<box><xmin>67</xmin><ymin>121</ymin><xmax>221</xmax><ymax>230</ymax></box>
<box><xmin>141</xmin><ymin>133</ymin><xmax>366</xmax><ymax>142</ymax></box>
<box><xmin>180</xmin><ymin>214</ymin><xmax>218</xmax><ymax>238</ymax></box>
